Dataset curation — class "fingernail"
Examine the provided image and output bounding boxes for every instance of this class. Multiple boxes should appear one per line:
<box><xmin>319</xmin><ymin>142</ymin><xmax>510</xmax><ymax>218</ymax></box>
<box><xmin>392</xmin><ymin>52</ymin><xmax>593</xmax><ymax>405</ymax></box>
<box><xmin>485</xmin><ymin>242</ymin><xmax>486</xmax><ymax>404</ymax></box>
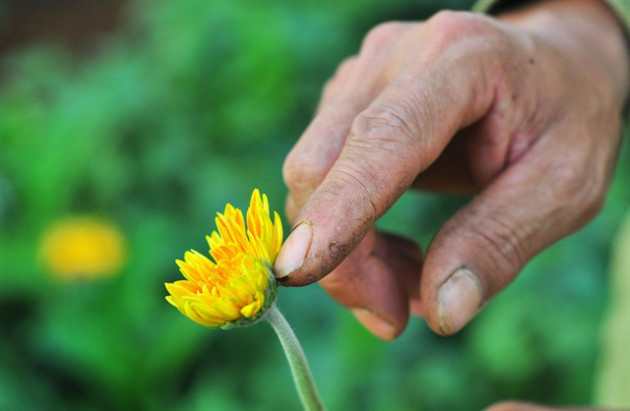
<box><xmin>352</xmin><ymin>308</ymin><xmax>397</xmax><ymax>340</ymax></box>
<box><xmin>438</xmin><ymin>268</ymin><xmax>483</xmax><ymax>335</ymax></box>
<box><xmin>274</xmin><ymin>222</ymin><xmax>313</xmax><ymax>279</ymax></box>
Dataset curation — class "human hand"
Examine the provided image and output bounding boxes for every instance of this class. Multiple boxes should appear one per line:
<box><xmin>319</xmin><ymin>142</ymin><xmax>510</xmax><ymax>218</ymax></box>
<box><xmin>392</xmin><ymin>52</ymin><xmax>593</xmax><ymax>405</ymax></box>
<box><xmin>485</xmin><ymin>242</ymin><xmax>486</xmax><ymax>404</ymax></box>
<box><xmin>274</xmin><ymin>0</ymin><xmax>629</xmax><ymax>339</ymax></box>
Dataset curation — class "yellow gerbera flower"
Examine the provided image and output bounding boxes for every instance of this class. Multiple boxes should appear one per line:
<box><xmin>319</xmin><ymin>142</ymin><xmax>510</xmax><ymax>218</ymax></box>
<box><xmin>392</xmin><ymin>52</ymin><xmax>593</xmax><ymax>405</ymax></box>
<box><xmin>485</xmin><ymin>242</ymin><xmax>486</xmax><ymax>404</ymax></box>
<box><xmin>39</xmin><ymin>217</ymin><xmax>126</xmax><ymax>280</ymax></box>
<box><xmin>165</xmin><ymin>189</ymin><xmax>283</xmax><ymax>329</ymax></box>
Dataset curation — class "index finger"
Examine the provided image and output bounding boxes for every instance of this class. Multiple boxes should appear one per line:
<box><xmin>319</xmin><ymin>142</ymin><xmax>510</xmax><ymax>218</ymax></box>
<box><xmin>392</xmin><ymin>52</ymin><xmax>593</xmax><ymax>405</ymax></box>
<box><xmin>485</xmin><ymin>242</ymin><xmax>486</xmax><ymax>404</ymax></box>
<box><xmin>275</xmin><ymin>46</ymin><xmax>496</xmax><ymax>286</ymax></box>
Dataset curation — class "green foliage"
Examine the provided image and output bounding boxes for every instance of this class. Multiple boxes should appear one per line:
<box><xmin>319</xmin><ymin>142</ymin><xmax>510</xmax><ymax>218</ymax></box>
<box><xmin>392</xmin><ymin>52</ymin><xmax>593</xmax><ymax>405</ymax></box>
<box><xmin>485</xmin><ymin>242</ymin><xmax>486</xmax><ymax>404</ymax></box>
<box><xmin>1</xmin><ymin>0</ymin><xmax>628</xmax><ymax>410</ymax></box>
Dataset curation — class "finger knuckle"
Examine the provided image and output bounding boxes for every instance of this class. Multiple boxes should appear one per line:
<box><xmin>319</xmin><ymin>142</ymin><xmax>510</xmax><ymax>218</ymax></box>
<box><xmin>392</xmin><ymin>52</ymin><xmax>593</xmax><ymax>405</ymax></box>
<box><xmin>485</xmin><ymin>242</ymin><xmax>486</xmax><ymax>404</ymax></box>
<box><xmin>282</xmin><ymin>149</ymin><xmax>328</xmax><ymax>193</ymax></box>
<box><xmin>361</xmin><ymin>21</ymin><xmax>405</xmax><ymax>57</ymax></box>
<box><xmin>465</xmin><ymin>214</ymin><xmax>528</xmax><ymax>290</ymax></box>
<box><xmin>425</xmin><ymin>11</ymin><xmax>500</xmax><ymax>51</ymax></box>
<box><xmin>322</xmin><ymin>56</ymin><xmax>358</xmax><ymax>100</ymax></box>
<box><xmin>428</xmin><ymin>10</ymin><xmax>486</xmax><ymax>35</ymax></box>
<box><xmin>550</xmin><ymin>164</ymin><xmax>583</xmax><ymax>197</ymax></box>
<box><xmin>351</xmin><ymin>99</ymin><xmax>418</xmax><ymax>148</ymax></box>
<box><xmin>348</xmin><ymin>97</ymin><xmax>425</xmax><ymax>177</ymax></box>
<box><xmin>549</xmin><ymin>163</ymin><xmax>604</xmax><ymax>219</ymax></box>
<box><xmin>484</xmin><ymin>402</ymin><xmax>522</xmax><ymax>411</ymax></box>
<box><xmin>334</xmin><ymin>56</ymin><xmax>358</xmax><ymax>80</ymax></box>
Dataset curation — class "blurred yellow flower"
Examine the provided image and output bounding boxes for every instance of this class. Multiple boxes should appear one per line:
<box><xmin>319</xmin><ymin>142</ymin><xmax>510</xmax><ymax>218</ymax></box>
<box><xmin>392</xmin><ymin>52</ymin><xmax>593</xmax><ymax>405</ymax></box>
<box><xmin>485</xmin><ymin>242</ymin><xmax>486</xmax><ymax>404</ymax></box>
<box><xmin>40</xmin><ymin>217</ymin><xmax>126</xmax><ymax>280</ymax></box>
<box><xmin>165</xmin><ymin>189</ymin><xmax>283</xmax><ymax>328</ymax></box>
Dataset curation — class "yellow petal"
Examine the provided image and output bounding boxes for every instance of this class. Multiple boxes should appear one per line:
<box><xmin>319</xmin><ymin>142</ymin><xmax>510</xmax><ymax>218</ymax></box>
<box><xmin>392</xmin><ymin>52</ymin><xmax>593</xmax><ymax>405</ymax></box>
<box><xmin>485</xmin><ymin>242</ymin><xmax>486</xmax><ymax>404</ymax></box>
<box><xmin>240</xmin><ymin>298</ymin><xmax>263</xmax><ymax>318</ymax></box>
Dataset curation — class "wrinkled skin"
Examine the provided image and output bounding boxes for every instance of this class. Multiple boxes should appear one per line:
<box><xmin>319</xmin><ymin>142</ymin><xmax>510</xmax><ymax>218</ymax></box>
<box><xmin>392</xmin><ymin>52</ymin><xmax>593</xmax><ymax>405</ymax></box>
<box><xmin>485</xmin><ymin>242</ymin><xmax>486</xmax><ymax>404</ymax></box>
<box><xmin>276</xmin><ymin>1</ymin><xmax>629</xmax><ymax>408</ymax></box>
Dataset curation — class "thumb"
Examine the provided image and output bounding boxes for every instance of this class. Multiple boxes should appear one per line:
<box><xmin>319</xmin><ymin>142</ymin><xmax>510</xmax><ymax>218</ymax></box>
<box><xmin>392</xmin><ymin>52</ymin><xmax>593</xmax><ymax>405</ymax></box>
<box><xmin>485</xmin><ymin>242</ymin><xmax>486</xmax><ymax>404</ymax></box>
<box><xmin>421</xmin><ymin>126</ymin><xmax>607</xmax><ymax>335</ymax></box>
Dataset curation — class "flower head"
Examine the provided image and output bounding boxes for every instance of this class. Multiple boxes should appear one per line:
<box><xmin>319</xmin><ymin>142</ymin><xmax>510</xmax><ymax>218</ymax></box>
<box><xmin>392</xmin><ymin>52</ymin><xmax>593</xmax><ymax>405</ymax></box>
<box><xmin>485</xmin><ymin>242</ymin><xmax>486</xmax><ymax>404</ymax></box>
<box><xmin>165</xmin><ymin>189</ymin><xmax>283</xmax><ymax>329</ymax></box>
<box><xmin>39</xmin><ymin>217</ymin><xmax>126</xmax><ymax>280</ymax></box>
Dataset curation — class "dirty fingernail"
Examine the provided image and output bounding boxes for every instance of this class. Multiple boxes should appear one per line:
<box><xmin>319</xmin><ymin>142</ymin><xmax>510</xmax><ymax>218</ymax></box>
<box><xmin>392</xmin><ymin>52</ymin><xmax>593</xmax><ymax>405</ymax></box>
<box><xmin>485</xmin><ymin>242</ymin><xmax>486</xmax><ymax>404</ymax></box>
<box><xmin>437</xmin><ymin>268</ymin><xmax>483</xmax><ymax>335</ymax></box>
<box><xmin>274</xmin><ymin>222</ymin><xmax>312</xmax><ymax>279</ymax></box>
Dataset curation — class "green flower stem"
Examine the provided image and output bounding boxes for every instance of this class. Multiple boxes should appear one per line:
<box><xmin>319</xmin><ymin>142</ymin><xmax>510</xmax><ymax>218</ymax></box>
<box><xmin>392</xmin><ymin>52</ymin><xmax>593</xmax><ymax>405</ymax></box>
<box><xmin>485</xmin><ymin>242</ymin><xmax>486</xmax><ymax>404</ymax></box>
<box><xmin>265</xmin><ymin>304</ymin><xmax>325</xmax><ymax>411</ymax></box>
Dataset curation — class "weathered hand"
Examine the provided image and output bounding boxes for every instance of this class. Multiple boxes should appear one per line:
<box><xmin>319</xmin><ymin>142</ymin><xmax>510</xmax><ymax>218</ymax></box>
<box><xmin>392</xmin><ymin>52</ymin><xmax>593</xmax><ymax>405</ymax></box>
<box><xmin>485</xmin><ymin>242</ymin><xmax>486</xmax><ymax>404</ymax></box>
<box><xmin>275</xmin><ymin>0</ymin><xmax>629</xmax><ymax>339</ymax></box>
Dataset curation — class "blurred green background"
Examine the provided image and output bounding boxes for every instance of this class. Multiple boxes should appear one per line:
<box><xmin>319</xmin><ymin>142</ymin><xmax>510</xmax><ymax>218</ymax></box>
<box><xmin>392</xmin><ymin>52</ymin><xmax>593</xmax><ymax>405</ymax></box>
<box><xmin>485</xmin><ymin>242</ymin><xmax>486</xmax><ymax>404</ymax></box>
<box><xmin>0</xmin><ymin>0</ymin><xmax>628</xmax><ymax>410</ymax></box>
